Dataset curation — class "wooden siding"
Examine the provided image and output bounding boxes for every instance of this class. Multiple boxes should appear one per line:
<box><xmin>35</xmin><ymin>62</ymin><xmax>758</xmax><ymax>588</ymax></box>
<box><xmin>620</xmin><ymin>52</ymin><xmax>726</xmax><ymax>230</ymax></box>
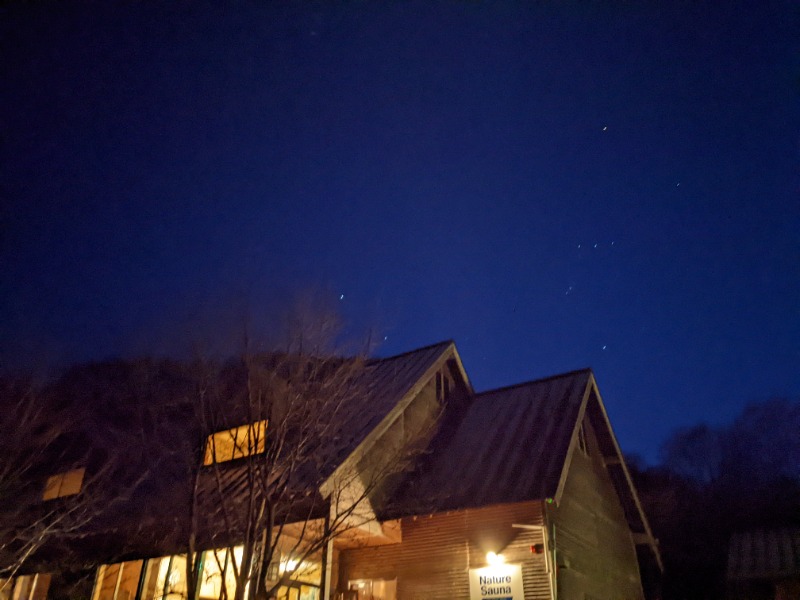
<box><xmin>339</xmin><ymin>502</ymin><xmax>552</xmax><ymax>600</ymax></box>
<box><xmin>550</xmin><ymin>418</ymin><xmax>644</xmax><ymax>600</ymax></box>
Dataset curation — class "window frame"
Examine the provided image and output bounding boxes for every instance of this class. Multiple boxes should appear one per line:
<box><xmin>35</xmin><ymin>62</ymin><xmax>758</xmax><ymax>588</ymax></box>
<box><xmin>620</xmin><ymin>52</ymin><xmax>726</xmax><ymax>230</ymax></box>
<box><xmin>203</xmin><ymin>420</ymin><xmax>268</xmax><ymax>466</ymax></box>
<box><xmin>42</xmin><ymin>468</ymin><xmax>85</xmax><ymax>501</ymax></box>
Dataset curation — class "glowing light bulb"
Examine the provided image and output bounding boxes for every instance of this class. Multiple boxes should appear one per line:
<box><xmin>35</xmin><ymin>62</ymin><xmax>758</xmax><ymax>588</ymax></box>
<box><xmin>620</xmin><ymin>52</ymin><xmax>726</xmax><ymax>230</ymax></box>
<box><xmin>486</xmin><ymin>551</ymin><xmax>505</xmax><ymax>566</ymax></box>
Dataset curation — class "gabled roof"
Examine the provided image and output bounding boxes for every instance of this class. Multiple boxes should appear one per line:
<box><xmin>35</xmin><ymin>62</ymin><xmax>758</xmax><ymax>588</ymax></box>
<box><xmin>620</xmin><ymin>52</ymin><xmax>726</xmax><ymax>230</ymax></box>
<box><xmin>320</xmin><ymin>340</ymin><xmax>470</xmax><ymax>492</ymax></box>
<box><xmin>343</xmin><ymin>340</ymin><xmax>463</xmax><ymax>462</ymax></box>
<box><xmin>728</xmin><ymin>528</ymin><xmax>800</xmax><ymax>581</ymax></box>
<box><xmin>197</xmin><ymin>341</ymin><xmax>463</xmax><ymax>509</ymax></box>
<box><xmin>392</xmin><ymin>368</ymin><xmax>591</xmax><ymax>511</ymax></box>
<box><xmin>8</xmin><ymin>344</ymin><xmax>463</xmax><ymax>564</ymax></box>
<box><xmin>9</xmin><ymin>340</ymin><xmax>662</xmax><ymax>572</ymax></box>
<box><xmin>388</xmin><ymin>365</ymin><xmax>662</xmax><ymax>569</ymax></box>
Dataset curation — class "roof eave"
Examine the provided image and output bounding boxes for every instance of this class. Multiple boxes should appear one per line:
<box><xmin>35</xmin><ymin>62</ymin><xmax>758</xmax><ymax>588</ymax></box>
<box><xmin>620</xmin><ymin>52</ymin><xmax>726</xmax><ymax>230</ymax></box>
<box><xmin>585</xmin><ymin>373</ymin><xmax>663</xmax><ymax>572</ymax></box>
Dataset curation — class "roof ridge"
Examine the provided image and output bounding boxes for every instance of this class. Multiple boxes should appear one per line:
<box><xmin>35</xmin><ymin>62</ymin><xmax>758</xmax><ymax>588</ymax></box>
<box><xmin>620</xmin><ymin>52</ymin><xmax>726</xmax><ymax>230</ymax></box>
<box><xmin>476</xmin><ymin>367</ymin><xmax>593</xmax><ymax>397</ymax></box>
<box><xmin>368</xmin><ymin>340</ymin><xmax>454</xmax><ymax>364</ymax></box>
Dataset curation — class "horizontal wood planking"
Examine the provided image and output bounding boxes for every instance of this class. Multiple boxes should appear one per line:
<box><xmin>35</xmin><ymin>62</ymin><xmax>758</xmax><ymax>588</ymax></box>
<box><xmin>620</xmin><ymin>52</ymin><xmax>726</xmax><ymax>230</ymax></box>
<box><xmin>339</xmin><ymin>502</ymin><xmax>552</xmax><ymax>599</ymax></box>
<box><xmin>552</xmin><ymin>419</ymin><xmax>644</xmax><ymax>600</ymax></box>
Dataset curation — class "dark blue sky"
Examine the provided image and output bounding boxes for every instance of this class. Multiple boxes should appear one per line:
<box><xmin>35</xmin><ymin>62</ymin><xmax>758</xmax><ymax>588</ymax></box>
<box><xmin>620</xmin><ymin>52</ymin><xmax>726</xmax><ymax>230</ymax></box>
<box><xmin>2</xmin><ymin>1</ymin><xmax>799</xmax><ymax>462</ymax></box>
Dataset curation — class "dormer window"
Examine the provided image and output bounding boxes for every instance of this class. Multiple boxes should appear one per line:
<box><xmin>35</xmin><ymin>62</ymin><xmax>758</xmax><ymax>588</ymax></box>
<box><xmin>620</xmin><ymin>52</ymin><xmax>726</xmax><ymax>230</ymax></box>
<box><xmin>577</xmin><ymin>422</ymin><xmax>588</xmax><ymax>455</ymax></box>
<box><xmin>203</xmin><ymin>420</ymin><xmax>268</xmax><ymax>466</ymax></box>
<box><xmin>42</xmin><ymin>468</ymin><xmax>85</xmax><ymax>500</ymax></box>
<box><xmin>435</xmin><ymin>371</ymin><xmax>450</xmax><ymax>403</ymax></box>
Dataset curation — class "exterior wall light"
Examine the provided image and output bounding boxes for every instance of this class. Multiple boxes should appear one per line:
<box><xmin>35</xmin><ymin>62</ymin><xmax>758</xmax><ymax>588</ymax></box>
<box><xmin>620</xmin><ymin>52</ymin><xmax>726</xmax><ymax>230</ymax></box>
<box><xmin>486</xmin><ymin>552</ymin><xmax>505</xmax><ymax>566</ymax></box>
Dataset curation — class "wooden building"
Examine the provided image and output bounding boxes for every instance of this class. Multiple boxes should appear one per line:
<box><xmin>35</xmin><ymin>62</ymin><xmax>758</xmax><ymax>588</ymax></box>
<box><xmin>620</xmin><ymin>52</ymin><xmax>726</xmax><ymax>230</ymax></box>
<box><xmin>0</xmin><ymin>341</ymin><xmax>661</xmax><ymax>600</ymax></box>
<box><xmin>727</xmin><ymin>528</ymin><xmax>800</xmax><ymax>600</ymax></box>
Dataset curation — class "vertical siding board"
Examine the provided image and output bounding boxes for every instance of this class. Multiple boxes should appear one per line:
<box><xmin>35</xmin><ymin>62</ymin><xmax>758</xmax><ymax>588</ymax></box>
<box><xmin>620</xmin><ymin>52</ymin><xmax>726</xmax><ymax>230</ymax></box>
<box><xmin>552</xmin><ymin>420</ymin><xmax>645</xmax><ymax>600</ymax></box>
<box><xmin>340</xmin><ymin>502</ymin><xmax>552</xmax><ymax>599</ymax></box>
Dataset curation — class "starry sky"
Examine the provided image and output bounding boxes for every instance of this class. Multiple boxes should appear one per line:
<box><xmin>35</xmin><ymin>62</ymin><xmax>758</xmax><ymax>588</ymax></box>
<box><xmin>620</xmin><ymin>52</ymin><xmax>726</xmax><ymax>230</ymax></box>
<box><xmin>2</xmin><ymin>1</ymin><xmax>799</xmax><ymax>463</ymax></box>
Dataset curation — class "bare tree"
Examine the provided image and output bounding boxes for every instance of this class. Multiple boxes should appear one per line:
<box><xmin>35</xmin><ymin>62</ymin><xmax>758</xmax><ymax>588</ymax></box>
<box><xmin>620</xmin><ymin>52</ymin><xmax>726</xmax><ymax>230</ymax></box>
<box><xmin>659</xmin><ymin>423</ymin><xmax>722</xmax><ymax>485</ymax></box>
<box><xmin>4</xmin><ymin>297</ymin><xmax>436</xmax><ymax>600</ymax></box>
<box><xmin>165</xmin><ymin>305</ymin><xmax>421</xmax><ymax>600</ymax></box>
<box><xmin>0</xmin><ymin>375</ymin><xmax>105</xmax><ymax>586</ymax></box>
<box><xmin>0</xmin><ymin>375</ymin><xmax>58</xmax><ymax>580</ymax></box>
<box><xmin>0</xmin><ymin>361</ymin><xmax>192</xmax><ymax>597</ymax></box>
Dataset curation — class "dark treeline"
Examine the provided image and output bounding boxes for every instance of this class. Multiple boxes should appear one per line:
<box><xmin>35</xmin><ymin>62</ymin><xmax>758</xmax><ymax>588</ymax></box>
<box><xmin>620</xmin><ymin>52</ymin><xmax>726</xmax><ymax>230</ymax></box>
<box><xmin>628</xmin><ymin>398</ymin><xmax>800</xmax><ymax>599</ymax></box>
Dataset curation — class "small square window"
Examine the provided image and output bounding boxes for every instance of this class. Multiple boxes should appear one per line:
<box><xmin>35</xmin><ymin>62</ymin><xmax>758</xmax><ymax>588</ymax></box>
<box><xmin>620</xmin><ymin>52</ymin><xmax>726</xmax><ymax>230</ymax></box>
<box><xmin>42</xmin><ymin>468</ymin><xmax>85</xmax><ymax>500</ymax></box>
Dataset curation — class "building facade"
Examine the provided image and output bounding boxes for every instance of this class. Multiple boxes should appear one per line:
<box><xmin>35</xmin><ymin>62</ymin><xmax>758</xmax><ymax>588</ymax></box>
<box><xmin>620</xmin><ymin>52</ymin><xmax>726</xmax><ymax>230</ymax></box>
<box><xmin>0</xmin><ymin>341</ymin><xmax>660</xmax><ymax>600</ymax></box>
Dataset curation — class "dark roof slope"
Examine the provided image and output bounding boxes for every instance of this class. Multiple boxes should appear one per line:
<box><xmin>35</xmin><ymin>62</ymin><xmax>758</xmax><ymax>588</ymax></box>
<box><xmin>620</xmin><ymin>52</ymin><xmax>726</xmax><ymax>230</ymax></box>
<box><xmin>196</xmin><ymin>341</ymin><xmax>456</xmax><ymax>509</ymax></box>
<box><xmin>9</xmin><ymin>343</ymin><xmax>457</xmax><ymax>565</ymax></box>
<box><xmin>391</xmin><ymin>369</ymin><xmax>591</xmax><ymax>514</ymax></box>
<box><xmin>347</xmin><ymin>341</ymin><xmax>456</xmax><ymax>457</ymax></box>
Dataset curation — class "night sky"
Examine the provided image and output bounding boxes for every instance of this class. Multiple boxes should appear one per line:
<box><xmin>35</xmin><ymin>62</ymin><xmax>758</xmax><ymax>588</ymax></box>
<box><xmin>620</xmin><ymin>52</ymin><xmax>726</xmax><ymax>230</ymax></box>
<box><xmin>2</xmin><ymin>1</ymin><xmax>798</xmax><ymax>463</ymax></box>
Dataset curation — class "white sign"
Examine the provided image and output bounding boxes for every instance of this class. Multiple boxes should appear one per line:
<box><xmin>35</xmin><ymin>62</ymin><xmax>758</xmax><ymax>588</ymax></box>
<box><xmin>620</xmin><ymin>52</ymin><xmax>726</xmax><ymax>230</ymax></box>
<box><xmin>468</xmin><ymin>564</ymin><xmax>524</xmax><ymax>600</ymax></box>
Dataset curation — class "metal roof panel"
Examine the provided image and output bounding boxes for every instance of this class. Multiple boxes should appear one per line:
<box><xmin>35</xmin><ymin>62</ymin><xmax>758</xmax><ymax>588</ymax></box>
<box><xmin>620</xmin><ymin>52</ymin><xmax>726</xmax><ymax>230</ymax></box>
<box><xmin>390</xmin><ymin>369</ymin><xmax>592</xmax><ymax>514</ymax></box>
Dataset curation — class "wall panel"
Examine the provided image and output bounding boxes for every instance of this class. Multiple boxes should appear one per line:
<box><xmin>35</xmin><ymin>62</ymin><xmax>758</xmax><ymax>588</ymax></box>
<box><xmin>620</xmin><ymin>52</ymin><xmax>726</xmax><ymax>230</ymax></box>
<box><xmin>552</xmin><ymin>420</ymin><xmax>644</xmax><ymax>600</ymax></box>
<box><xmin>340</xmin><ymin>502</ymin><xmax>553</xmax><ymax>600</ymax></box>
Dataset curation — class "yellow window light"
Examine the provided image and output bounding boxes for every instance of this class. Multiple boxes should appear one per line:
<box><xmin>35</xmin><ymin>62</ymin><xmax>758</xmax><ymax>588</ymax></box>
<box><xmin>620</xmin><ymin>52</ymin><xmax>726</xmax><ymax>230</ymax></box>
<box><xmin>42</xmin><ymin>468</ymin><xmax>85</xmax><ymax>500</ymax></box>
<box><xmin>203</xmin><ymin>420</ymin><xmax>268</xmax><ymax>465</ymax></box>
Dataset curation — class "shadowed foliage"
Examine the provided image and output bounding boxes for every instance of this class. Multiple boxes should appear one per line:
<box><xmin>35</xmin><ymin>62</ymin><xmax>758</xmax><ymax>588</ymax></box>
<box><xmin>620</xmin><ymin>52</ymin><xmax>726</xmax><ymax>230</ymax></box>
<box><xmin>630</xmin><ymin>397</ymin><xmax>800</xmax><ymax>599</ymax></box>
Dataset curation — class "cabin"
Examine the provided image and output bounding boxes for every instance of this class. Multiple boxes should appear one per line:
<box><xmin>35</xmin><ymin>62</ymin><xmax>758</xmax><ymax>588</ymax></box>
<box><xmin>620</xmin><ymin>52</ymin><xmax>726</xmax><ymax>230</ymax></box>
<box><xmin>727</xmin><ymin>528</ymin><xmax>800</xmax><ymax>600</ymax></box>
<box><xmin>0</xmin><ymin>341</ymin><xmax>660</xmax><ymax>600</ymax></box>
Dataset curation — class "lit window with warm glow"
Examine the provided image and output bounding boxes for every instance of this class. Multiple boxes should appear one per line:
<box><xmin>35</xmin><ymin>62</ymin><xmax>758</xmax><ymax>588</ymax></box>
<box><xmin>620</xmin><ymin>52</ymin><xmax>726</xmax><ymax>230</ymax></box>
<box><xmin>348</xmin><ymin>579</ymin><xmax>396</xmax><ymax>600</ymax></box>
<box><xmin>92</xmin><ymin>561</ymin><xmax>144</xmax><ymax>600</ymax></box>
<box><xmin>203</xmin><ymin>420</ymin><xmax>267</xmax><ymax>465</ymax></box>
<box><xmin>42</xmin><ymin>468</ymin><xmax>85</xmax><ymax>500</ymax></box>
<box><xmin>2</xmin><ymin>574</ymin><xmax>51</xmax><ymax>600</ymax></box>
<box><xmin>197</xmin><ymin>547</ymin><xmax>243</xmax><ymax>600</ymax></box>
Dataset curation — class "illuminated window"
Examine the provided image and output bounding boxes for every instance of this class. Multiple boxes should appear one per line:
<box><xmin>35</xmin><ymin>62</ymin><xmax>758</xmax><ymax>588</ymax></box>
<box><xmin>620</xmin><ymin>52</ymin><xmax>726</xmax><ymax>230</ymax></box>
<box><xmin>269</xmin><ymin>551</ymin><xmax>322</xmax><ymax>600</ymax></box>
<box><xmin>203</xmin><ymin>420</ymin><xmax>268</xmax><ymax>465</ymax></box>
<box><xmin>42</xmin><ymin>468</ymin><xmax>85</xmax><ymax>500</ymax></box>
<box><xmin>91</xmin><ymin>561</ymin><xmax>143</xmax><ymax>600</ymax></box>
<box><xmin>92</xmin><ymin>551</ymin><xmax>249</xmax><ymax>600</ymax></box>
<box><xmin>275</xmin><ymin>585</ymin><xmax>319</xmax><ymax>600</ymax></box>
<box><xmin>198</xmin><ymin>547</ymin><xmax>243</xmax><ymax>600</ymax></box>
<box><xmin>4</xmin><ymin>574</ymin><xmax>51</xmax><ymax>600</ymax></box>
<box><xmin>347</xmin><ymin>579</ymin><xmax>396</xmax><ymax>600</ymax></box>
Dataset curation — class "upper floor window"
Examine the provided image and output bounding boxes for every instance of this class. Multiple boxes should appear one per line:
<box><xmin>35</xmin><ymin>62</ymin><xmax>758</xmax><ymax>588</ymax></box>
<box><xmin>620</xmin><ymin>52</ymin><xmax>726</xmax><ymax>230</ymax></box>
<box><xmin>203</xmin><ymin>420</ymin><xmax>268</xmax><ymax>465</ymax></box>
<box><xmin>42</xmin><ymin>468</ymin><xmax>85</xmax><ymax>500</ymax></box>
<box><xmin>435</xmin><ymin>371</ymin><xmax>450</xmax><ymax>403</ymax></box>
